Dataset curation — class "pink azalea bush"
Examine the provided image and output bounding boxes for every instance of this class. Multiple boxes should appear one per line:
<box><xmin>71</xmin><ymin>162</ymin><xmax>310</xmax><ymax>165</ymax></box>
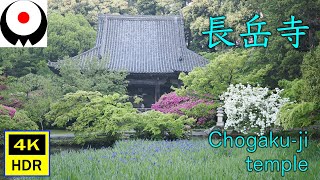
<box><xmin>0</xmin><ymin>105</ymin><xmax>16</xmax><ymax>118</ymax></box>
<box><xmin>151</xmin><ymin>92</ymin><xmax>215</xmax><ymax>125</ymax></box>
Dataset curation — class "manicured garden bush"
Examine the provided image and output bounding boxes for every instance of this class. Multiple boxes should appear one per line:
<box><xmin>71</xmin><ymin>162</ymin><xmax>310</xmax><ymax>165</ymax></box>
<box><xmin>0</xmin><ymin>108</ymin><xmax>38</xmax><ymax>145</ymax></box>
<box><xmin>45</xmin><ymin>91</ymin><xmax>137</xmax><ymax>144</ymax></box>
<box><xmin>221</xmin><ymin>84</ymin><xmax>289</xmax><ymax>135</ymax></box>
<box><xmin>133</xmin><ymin>110</ymin><xmax>195</xmax><ymax>140</ymax></box>
<box><xmin>151</xmin><ymin>92</ymin><xmax>215</xmax><ymax>126</ymax></box>
<box><xmin>0</xmin><ymin>105</ymin><xmax>16</xmax><ymax>118</ymax></box>
<box><xmin>45</xmin><ymin>91</ymin><xmax>196</xmax><ymax>143</ymax></box>
<box><xmin>278</xmin><ymin>102</ymin><xmax>319</xmax><ymax>130</ymax></box>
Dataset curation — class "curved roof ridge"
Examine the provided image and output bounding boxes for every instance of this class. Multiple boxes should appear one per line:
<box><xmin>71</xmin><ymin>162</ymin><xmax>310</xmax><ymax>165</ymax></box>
<box><xmin>49</xmin><ymin>14</ymin><xmax>208</xmax><ymax>73</ymax></box>
<box><xmin>102</xmin><ymin>14</ymin><xmax>182</xmax><ymax>21</ymax></box>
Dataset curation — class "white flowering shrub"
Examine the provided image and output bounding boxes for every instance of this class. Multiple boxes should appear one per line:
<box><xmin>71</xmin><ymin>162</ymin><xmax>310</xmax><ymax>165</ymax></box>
<box><xmin>220</xmin><ymin>84</ymin><xmax>289</xmax><ymax>135</ymax></box>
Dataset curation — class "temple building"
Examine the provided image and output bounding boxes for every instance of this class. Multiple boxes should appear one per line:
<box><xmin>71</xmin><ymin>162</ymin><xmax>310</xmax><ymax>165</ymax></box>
<box><xmin>49</xmin><ymin>14</ymin><xmax>207</xmax><ymax>107</ymax></box>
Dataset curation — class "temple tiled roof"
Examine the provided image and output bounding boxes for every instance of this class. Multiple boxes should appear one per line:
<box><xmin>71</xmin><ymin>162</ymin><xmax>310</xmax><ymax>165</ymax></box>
<box><xmin>48</xmin><ymin>14</ymin><xmax>208</xmax><ymax>73</ymax></box>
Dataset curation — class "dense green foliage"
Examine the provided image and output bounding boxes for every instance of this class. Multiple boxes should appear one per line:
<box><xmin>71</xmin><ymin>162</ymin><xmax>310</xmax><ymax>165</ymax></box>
<box><xmin>48</xmin><ymin>0</ymin><xmax>136</xmax><ymax>26</ymax></box>
<box><xmin>175</xmin><ymin>0</ymin><xmax>320</xmax><ymax>131</ymax></box>
<box><xmin>45</xmin><ymin>91</ymin><xmax>136</xmax><ymax>143</ymax></box>
<box><xmin>182</xmin><ymin>103</ymin><xmax>217</xmax><ymax>128</ymax></box>
<box><xmin>45</xmin><ymin>13</ymin><xmax>96</xmax><ymax>61</ymax></box>
<box><xmin>57</xmin><ymin>58</ymin><xmax>128</xmax><ymax>95</ymax></box>
<box><xmin>45</xmin><ymin>91</ymin><xmax>193</xmax><ymax>143</ymax></box>
<box><xmin>0</xmin><ymin>57</ymin><xmax>128</xmax><ymax>131</ymax></box>
<box><xmin>1</xmin><ymin>0</ymin><xmax>319</xmax><ymax>136</ymax></box>
<box><xmin>301</xmin><ymin>46</ymin><xmax>320</xmax><ymax>103</ymax></box>
<box><xmin>278</xmin><ymin>102</ymin><xmax>318</xmax><ymax>130</ymax></box>
<box><xmin>176</xmin><ymin>50</ymin><xmax>254</xmax><ymax>98</ymax></box>
<box><xmin>0</xmin><ymin>110</ymin><xmax>37</xmax><ymax>131</ymax></box>
<box><xmin>48</xmin><ymin>0</ymin><xmax>188</xmax><ymax>26</ymax></box>
<box><xmin>0</xmin><ymin>107</ymin><xmax>38</xmax><ymax>145</ymax></box>
<box><xmin>0</xmin><ymin>73</ymin><xmax>60</xmax><ymax>129</ymax></box>
<box><xmin>0</xmin><ymin>12</ymin><xmax>95</xmax><ymax>77</ymax></box>
<box><xmin>278</xmin><ymin>46</ymin><xmax>320</xmax><ymax>129</ymax></box>
<box><xmin>182</xmin><ymin>0</ymin><xmax>254</xmax><ymax>51</ymax></box>
<box><xmin>177</xmin><ymin>49</ymin><xmax>276</xmax><ymax>99</ymax></box>
<box><xmin>133</xmin><ymin>110</ymin><xmax>195</xmax><ymax>140</ymax></box>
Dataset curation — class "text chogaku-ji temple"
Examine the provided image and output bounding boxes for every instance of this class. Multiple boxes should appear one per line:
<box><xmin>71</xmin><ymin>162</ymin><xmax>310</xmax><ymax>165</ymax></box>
<box><xmin>49</xmin><ymin>14</ymin><xmax>207</xmax><ymax>107</ymax></box>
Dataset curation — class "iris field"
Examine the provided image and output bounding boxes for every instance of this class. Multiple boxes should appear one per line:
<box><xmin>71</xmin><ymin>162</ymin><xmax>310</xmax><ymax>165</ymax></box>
<box><xmin>21</xmin><ymin>139</ymin><xmax>319</xmax><ymax>180</ymax></box>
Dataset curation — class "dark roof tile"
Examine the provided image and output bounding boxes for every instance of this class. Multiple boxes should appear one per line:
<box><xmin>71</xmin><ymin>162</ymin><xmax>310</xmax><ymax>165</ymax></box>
<box><xmin>49</xmin><ymin>15</ymin><xmax>208</xmax><ymax>73</ymax></box>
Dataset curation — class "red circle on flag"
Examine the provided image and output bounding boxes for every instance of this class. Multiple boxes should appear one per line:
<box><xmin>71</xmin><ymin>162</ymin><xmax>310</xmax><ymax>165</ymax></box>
<box><xmin>18</xmin><ymin>12</ymin><xmax>29</xmax><ymax>24</ymax></box>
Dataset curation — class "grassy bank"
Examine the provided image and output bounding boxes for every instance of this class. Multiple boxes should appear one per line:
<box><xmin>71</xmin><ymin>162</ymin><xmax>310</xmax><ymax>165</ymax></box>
<box><xmin>21</xmin><ymin>139</ymin><xmax>319</xmax><ymax>180</ymax></box>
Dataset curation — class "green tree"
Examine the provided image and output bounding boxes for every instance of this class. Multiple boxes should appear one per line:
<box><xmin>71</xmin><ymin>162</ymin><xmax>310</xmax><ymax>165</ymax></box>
<box><xmin>57</xmin><ymin>57</ymin><xmax>128</xmax><ymax>95</ymax></box>
<box><xmin>301</xmin><ymin>45</ymin><xmax>320</xmax><ymax>103</ymax></box>
<box><xmin>0</xmin><ymin>49</ymin><xmax>35</xmax><ymax>77</ymax></box>
<box><xmin>45</xmin><ymin>91</ymin><xmax>137</xmax><ymax>143</ymax></box>
<box><xmin>133</xmin><ymin>110</ymin><xmax>195</xmax><ymax>140</ymax></box>
<box><xmin>48</xmin><ymin>0</ymin><xmax>136</xmax><ymax>26</ymax></box>
<box><xmin>156</xmin><ymin>0</ymin><xmax>185</xmax><ymax>15</ymax></box>
<box><xmin>182</xmin><ymin>0</ymin><xmax>254</xmax><ymax>51</ymax></box>
<box><xmin>136</xmin><ymin>0</ymin><xmax>157</xmax><ymax>15</ymax></box>
<box><xmin>250</xmin><ymin>37</ymin><xmax>305</xmax><ymax>88</ymax></box>
<box><xmin>44</xmin><ymin>12</ymin><xmax>96</xmax><ymax>61</ymax></box>
<box><xmin>0</xmin><ymin>108</ymin><xmax>38</xmax><ymax>145</ymax></box>
<box><xmin>278</xmin><ymin>102</ymin><xmax>318</xmax><ymax>130</ymax></box>
<box><xmin>0</xmin><ymin>12</ymin><xmax>96</xmax><ymax>77</ymax></box>
<box><xmin>176</xmin><ymin>49</ymin><xmax>268</xmax><ymax>99</ymax></box>
<box><xmin>278</xmin><ymin>45</ymin><xmax>320</xmax><ymax>129</ymax></box>
<box><xmin>249</xmin><ymin>0</ymin><xmax>320</xmax><ymax>49</ymax></box>
<box><xmin>1</xmin><ymin>56</ymin><xmax>128</xmax><ymax>129</ymax></box>
<box><xmin>2</xmin><ymin>73</ymin><xmax>62</xmax><ymax>129</ymax></box>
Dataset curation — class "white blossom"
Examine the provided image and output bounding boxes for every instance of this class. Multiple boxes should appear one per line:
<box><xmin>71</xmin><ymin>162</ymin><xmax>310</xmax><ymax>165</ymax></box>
<box><xmin>221</xmin><ymin>84</ymin><xmax>289</xmax><ymax>135</ymax></box>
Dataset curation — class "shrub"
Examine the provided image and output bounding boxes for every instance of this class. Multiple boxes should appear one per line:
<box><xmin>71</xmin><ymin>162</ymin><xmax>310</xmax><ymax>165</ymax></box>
<box><xmin>0</xmin><ymin>109</ymin><xmax>38</xmax><ymax>145</ymax></box>
<box><xmin>0</xmin><ymin>105</ymin><xmax>16</xmax><ymax>118</ymax></box>
<box><xmin>276</xmin><ymin>46</ymin><xmax>320</xmax><ymax>129</ymax></box>
<box><xmin>45</xmin><ymin>91</ymin><xmax>194</xmax><ymax>143</ymax></box>
<box><xmin>278</xmin><ymin>102</ymin><xmax>320</xmax><ymax>130</ymax></box>
<box><xmin>301</xmin><ymin>45</ymin><xmax>320</xmax><ymax>103</ymax></box>
<box><xmin>151</xmin><ymin>92</ymin><xmax>215</xmax><ymax>126</ymax></box>
<box><xmin>0</xmin><ymin>75</ymin><xmax>24</xmax><ymax>109</ymax></box>
<box><xmin>133</xmin><ymin>110</ymin><xmax>195</xmax><ymax>140</ymax></box>
<box><xmin>45</xmin><ymin>91</ymin><xmax>137</xmax><ymax>144</ymax></box>
<box><xmin>182</xmin><ymin>103</ymin><xmax>216</xmax><ymax>127</ymax></box>
<box><xmin>221</xmin><ymin>84</ymin><xmax>289</xmax><ymax>135</ymax></box>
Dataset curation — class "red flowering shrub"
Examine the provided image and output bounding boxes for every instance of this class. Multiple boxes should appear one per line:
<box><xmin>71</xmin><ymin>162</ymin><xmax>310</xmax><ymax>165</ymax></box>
<box><xmin>0</xmin><ymin>109</ymin><xmax>38</xmax><ymax>145</ymax></box>
<box><xmin>0</xmin><ymin>105</ymin><xmax>16</xmax><ymax>118</ymax></box>
<box><xmin>151</xmin><ymin>92</ymin><xmax>216</xmax><ymax>125</ymax></box>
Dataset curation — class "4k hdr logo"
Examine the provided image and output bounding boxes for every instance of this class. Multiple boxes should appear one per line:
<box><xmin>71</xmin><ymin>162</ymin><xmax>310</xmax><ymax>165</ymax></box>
<box><xmin>0</xmin><ymin>0</ymin><xmax>47</xmax><ymax>47</ymax></box>
<box><xmin>4</xmin><ymin>131</ymin><xmax>50</xmax><ymax>177</ymax></box>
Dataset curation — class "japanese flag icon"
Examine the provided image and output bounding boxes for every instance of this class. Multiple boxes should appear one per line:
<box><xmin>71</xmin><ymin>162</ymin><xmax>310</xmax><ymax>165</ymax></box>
<box><xmin>0</xmin><ymin>0</ymin><xmax>47</xmax><ymax>47</ymax></box>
